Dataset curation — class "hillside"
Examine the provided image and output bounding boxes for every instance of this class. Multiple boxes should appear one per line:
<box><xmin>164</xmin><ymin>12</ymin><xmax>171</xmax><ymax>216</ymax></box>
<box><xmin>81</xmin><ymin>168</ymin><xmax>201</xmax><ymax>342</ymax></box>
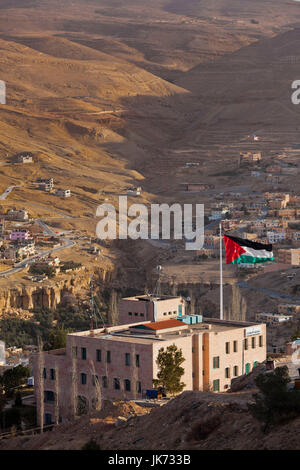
<box><xmin>1</xmin><ymin>389</ymin><xmax>300</xmax><ymax>450</ymax></box>
<box><xmin>0</xmin><ymin>0</ymin><xmax>299</xmax><ymax>310</ymax></box>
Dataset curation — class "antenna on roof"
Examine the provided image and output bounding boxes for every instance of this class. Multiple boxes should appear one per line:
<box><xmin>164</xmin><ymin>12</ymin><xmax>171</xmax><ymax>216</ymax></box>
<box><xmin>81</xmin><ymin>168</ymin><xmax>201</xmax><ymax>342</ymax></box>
<box><xmin>154</xmin><ymin>265</ymin><xmax>162</xmax><ymax>297</ymax></box>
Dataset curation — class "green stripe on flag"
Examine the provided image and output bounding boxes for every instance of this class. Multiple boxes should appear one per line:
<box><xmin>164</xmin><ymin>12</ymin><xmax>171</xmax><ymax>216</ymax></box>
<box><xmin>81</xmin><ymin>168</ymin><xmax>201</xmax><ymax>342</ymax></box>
<box><xmin>230</xmin><ymin>255</ymin><xmax>275</xmax><ymax>264</ymax></box>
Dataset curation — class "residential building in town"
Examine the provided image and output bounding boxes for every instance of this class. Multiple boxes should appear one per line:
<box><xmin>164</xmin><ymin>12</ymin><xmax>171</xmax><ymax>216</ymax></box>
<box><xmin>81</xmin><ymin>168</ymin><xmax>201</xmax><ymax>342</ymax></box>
<box><xmin>37</xmin><ymin>178</ymin><xmax>54</xmax><ymax>192</ymax></box>
<box><xmin>56</xmin><ymin>189</ymin><xmax>71</xmax><ymax>198</ymax></box>
<box><xmin>208</xmin><ymin>209</ymin><xmax>229</xmax><ymax>221</ymax></box>
<box><xmin>266</xmin><ymin>231</ymin><xmax>286</xmax><ymax>244</ymax></box>
<box><xmin>277</xmin><ymin>208</ymin><xmax>300</xmax><ymax>219</ymax></box>
<box><xmin>286</xmin><ymin>339</ymin><xmax>300</xmax><ymax>356</ymax></box>
<box><xmin>16</xmin><ymin>154</ymin><xmax>33</xmax><ymax>164</ymax></box>
<box><xmin>33</xmin><ymin>317</ymin><xmax>266</xmax><ymax>425</ymax></box>
<box><xmin>238</xmin><ymin>152</ymin><xmax>262</xmax><ymax>166</ymax></box>
<box><xmin>277</xmin><ymin>248</ymin><xmax>300</xmax><ymax>265</ymax></box>
<box><xmin>4</xmin><ymin>241</ymin><xmax>35</xmax><ymax>260</ymax></box>
<box><xmin>278</xmin><ymin>304</ymin><xmax>300</xmax><ymax>316</ymax></box>
<box><xmin>6</xmin><ymin>209</ymin><xmax>29</xmax><ymax>221</ymax></box>
<box><xmin>256</xmin><ymin>312</ymin><xmax>293</xmax><ymax>325</ymax></box>
<box><xmin>9</xmin><ymin>230</ymin><xmax>31</xmax><ymax>242</ymax></box>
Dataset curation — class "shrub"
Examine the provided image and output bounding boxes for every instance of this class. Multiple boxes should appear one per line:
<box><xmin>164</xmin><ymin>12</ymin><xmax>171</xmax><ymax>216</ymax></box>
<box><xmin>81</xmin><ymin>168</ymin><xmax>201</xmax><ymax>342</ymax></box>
<box><xmin>81</xmin><ymin>439</ymin><xmax>101</xmax><ymax>450</ymax></box>
<box><xmin>188</xmin><ymin>413</ymin><xmax>221</xmax><ymax>441</ymax></box>
<box><xmin>249</xmin><ymin>366</ymin><xmax>300</xmax><ymax>432</ymax></box>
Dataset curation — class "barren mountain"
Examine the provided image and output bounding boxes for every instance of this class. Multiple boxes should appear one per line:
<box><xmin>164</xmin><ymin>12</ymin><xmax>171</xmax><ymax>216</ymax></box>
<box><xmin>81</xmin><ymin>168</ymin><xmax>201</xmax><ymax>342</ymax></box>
<box><xmin>0</xmin><ymin>0</ymin><xmax>300</xmax><ymax>291</ymax></box>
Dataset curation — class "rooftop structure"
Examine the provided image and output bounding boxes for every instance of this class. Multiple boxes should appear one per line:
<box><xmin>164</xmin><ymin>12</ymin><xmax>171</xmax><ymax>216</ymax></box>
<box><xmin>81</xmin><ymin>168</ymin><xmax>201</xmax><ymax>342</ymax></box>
<box><xmin>119</xmin><ymin>294</ymin><xmax>185</xmax><ymax>325</ymax></box>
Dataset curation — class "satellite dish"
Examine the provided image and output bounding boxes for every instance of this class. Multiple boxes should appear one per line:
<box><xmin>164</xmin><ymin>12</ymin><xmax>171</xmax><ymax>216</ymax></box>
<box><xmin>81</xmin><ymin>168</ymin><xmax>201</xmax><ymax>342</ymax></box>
<box><xmin>186</xmin><ymin>296</ymin><xmax>191</xmax><ymax>302</ymax></box>
<box><xmin>156</xmin><ymin>265</ymin><xmax>162</xmax><ymax>271</ymax></box>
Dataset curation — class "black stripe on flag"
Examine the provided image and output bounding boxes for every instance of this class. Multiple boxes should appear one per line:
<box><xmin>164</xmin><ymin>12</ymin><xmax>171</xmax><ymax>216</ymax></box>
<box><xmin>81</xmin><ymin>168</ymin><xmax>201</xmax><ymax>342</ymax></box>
<box><xmin>225</xmin><ymin>234</ymin><xmax>273</xmax><ymax>252</ymax></box>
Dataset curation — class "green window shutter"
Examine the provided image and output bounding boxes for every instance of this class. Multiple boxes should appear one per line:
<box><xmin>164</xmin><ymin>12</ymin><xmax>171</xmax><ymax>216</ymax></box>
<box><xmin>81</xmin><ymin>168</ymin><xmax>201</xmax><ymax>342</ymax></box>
<box><xmin>213</xmin><ymin>379</ymin><xmax>220</xmax><ymax>392</ymax></box>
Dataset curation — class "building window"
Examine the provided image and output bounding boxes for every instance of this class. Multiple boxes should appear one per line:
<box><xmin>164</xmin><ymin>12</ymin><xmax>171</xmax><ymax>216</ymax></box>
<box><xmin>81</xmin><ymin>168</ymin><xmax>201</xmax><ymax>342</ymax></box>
<box><xmin>233</xmin><ymin>366</ymin><xmax>238</xmax><ymax>377</ymax></box>
<box><xmin>225</xmin><ymin>367</ymin><xmax>230</xmax><ymax>379</ymax></box>
<box><xmin>233</xmin><ymin>341</ymin><xmax>238</xmax><ymax>353</ymax></box>
<box><xmin>259</xmin><ymin>335</ymin><xmax>263</xmax><ymax>347</ymax></box>
<box><xmin>107</xmin><ymin>351</ymin><xmax>111</xmax><ymax>363</ymax></box>
<box><xmin>102</xmin><ymin>376</ymin><xmax>108</xmax><ymax>389</ymax></box>
<box><xmin>114</xmin><ymin>378</ymin><xmax>120</xmax><ymax>390</ymax></box>
<box><xmin>44</xmin><ymin>391</ymin><xmax>55</xmax><ymax>403</ymax></box>
<box><xmin>163</xmin><ymin>312</ymin><xmax>167</xmax><ymax>316</ymax></box>
<box><xmin>136</xmin><ymin>354</ymin><xmax>140</xmax><ymax>367</ymax></box>
<box><xmin>213</xmin><ymin>379</ymin><xmax>220</xmax><ymax>392</ymax></box>
<box><xmin>124</xmin><ymin>379</ymin><xmax>131</xmax><ymax>392</ymax></box>
<box><xmin>168</xmin><ymin>312</ymin><xmax>172</xmax><ymax>315</ymax></box>
<box><xmin>253</xmin><ymin>361</ymin><xmax>258</xmax><ymax>368</ymax></box>
<box><xmin>213</xmin><ymin>356</ymin><xmax>220</xmax><ymax>369</ymax></box>
<box><xmin>252</xmin><ymin>337</ymin><xmax>256</xmax><ymax>349</ymax></box>
<box><xmin>245</xmin><ymin>363</ymin><xmax>251</xmax><ymax>374</ymax></box>
<box><xmin>134</xmin><ymin>313</ymin><xmax>138</xmax><ymax>316</ymax></box>
<box><xmin>81</xmin><ymin>347</ymin><xmax>87</xmax><ymax>360</ymax></box>
<box><xmin>81</xmin><ymin>373</ymin><xmax>87</xmax><ymax>385</ymax></box>
<box><xmin>92</xmin><ymin>375</ymin><xmax>99</xmax><ymax>387</ymax></box>
<box><xmin>140</xmin><ymin>313</ymin><xmax>144</xmax><ymax>317</ymax></box>
<box><xmin>225</xmin><ymin>342</ymin><xmax>230</xmax><ymax>354</ymax></box>
<box><xmin>43</xmin><ymin>368</ymin><xmax>47</xmax><ymax>379</ymax></box>
<box><xmin>50</xmin><ymin>369</ymin><xmax>56</xmax><ymax>381</ymax></box>
<box><xmin>136</xmin><ymin>381</ymin><xmax>142</xmax><ymax>394</ymax></box>
<box><xmin>96</xmin><ymin>349</ymin><xmax>101</xmax><ymax>362</ymax></box>
<box><xmin>128</xmin><ymin>312</ymin><xmax>132</xmax><ymax>316</ymax></box>
<box><xmin>244</xmin><ymin>339</ymin><xmax>248</xmax><ymax>351</ymax></box>
<box><xmin>125</xmin><ymin>353</ymin><xmax>131</xmax><ymax>366</ymax></box>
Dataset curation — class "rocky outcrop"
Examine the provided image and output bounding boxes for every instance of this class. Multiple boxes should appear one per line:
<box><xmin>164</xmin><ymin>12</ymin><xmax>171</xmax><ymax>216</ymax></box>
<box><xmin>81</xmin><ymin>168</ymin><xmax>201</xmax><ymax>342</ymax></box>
<box><xmin>0</xmin><ymin>267</ymin><xmax>114</xmax><ymax>316</ymax></box>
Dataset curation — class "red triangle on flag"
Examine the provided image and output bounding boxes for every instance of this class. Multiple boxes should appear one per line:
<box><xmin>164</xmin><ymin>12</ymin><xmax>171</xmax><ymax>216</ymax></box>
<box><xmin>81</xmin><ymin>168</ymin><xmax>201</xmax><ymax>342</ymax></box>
<box><xmin>224</xmin><ymin>235</ymin><xmax>246</xmax><ymax>264</ymax></box>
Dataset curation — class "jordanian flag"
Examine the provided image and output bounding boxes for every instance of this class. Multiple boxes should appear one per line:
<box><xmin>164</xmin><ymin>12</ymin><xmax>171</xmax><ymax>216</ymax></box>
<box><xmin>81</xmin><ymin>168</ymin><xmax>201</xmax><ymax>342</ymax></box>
<box><xmin>224</xmin><ymin>234</ymin><xmax>274</xmax><ymax>264</ymax></box>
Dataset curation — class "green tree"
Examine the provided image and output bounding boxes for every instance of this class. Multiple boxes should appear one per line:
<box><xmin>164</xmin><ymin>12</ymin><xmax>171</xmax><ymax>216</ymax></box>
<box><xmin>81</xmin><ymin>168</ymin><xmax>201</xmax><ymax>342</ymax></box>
<box><xmin>45</xmin><ymin>327</ymin><xmax>68</xmax><ymax>350</ymax></box>
<box><xmin>153</xmin><ymin>344</ymin><xmax>186</xmax><ymax>396</ymax></box>
<box><xmin>0</xmin><ymin>365</ymin><xmax>30</xmax><ymax>398</ymax></box>
<box><xmin>81</xmin><ymin>439</ymin><xmax>101</xmax><ymax>450</ymax></box>
<box><xmin>249</xmin><ymin>366</ymin><xmax>300</xmax><ymax>432</ymax></box>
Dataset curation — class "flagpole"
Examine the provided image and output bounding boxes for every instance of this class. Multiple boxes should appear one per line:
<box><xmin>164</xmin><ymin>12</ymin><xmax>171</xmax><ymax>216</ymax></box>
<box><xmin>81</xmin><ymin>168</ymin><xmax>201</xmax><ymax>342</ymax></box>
<box><xmin>219</xmin><ymin>221</ymin><xmax>223</xmax><ymax>320</ymax></box>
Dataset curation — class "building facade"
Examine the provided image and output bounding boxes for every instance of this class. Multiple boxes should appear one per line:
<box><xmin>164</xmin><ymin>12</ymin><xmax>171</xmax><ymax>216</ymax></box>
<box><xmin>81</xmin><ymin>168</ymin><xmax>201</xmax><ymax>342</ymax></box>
<box><xmin>33</xmin><ymin>317</ymin><xmax>266</xmax><ymax>425</ymax></box>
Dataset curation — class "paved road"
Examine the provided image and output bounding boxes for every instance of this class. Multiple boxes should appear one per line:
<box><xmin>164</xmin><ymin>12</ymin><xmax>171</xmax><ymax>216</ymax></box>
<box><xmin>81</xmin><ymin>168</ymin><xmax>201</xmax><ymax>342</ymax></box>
<box><xmin>36</xmin><ymin>219</ymin><xmax>58</xmax><ymax>237</ymax></box>
<box><xmin>237</xmin><ymin>280</ymin><xmax>300</xmax><ymax>303</ymax></box>
<box><xmin>0</xmin><ymin>185</ymin><xmax>22</xmax><ymax>200</ymax></box>
<box><xmin>0</xmin><ymin>219</ymin><xmax>76</xmax><ymax>278</ymax></box>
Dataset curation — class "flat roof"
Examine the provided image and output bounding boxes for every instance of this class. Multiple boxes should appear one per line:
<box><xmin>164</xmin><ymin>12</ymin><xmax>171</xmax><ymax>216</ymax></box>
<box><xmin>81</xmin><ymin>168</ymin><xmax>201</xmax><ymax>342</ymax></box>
<box><xmin>134</xmin><ymin>319</ymin><xmax>185</xmax><ymax>331</ymax></box>
<box><xmin>123</xmin><ymin>294</ymin><xmax>181</xmax><ymax>302</ymax></box>
<box><xmin>67</xmin><ymin>318</ymin><xmax>263</xmax><ymax>345</ymax></box>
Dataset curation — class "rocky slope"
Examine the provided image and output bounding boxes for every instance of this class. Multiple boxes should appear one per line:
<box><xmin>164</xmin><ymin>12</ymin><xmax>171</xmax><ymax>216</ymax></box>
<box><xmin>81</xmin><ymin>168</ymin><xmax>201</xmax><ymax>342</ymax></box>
<box><xmin>1</xmin><ymin>388</ymin><xmax>300</xmax><ymax>450</ymax></box>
